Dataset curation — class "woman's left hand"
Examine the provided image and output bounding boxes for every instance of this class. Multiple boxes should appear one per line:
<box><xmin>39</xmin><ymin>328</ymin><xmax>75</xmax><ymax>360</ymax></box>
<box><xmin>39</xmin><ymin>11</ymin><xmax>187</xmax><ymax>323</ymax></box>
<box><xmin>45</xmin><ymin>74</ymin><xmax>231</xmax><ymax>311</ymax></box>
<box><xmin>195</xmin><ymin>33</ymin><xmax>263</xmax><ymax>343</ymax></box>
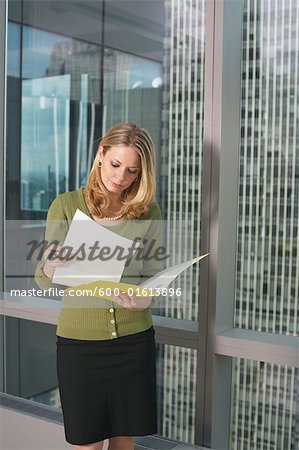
<box><xmin>110</xmin><ymin>292</ymin><xmax>153</xmax><ymax>311</ymax></box>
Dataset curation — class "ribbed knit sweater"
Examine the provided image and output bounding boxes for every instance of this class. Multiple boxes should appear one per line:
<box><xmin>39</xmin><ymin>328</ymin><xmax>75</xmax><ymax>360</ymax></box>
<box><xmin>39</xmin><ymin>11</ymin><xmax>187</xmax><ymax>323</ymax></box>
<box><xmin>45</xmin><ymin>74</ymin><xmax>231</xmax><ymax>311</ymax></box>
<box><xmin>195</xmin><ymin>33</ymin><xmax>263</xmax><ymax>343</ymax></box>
<box><xmin>35</xmin><ymin>187</ymin><xmax>162</xmax><ymax>340</ymax></box>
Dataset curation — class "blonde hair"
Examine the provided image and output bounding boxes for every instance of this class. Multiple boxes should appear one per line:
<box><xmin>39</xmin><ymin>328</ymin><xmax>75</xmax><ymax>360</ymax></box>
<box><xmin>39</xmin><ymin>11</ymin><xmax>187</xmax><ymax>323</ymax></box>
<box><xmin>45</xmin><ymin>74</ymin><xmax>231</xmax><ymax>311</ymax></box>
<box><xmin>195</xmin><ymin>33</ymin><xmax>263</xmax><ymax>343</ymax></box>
<box><xmin>84</xmin><ymin>123</ymin><xmax>156</xmax><ymax>220</ymax></box>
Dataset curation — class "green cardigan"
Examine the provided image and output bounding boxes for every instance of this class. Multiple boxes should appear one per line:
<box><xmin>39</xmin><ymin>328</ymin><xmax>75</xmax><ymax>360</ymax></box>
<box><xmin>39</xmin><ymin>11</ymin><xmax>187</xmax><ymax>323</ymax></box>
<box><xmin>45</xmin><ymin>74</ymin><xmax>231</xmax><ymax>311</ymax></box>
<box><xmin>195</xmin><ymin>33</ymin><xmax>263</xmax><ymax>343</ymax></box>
<box><xmin>35</xmin><ymin>187</ymin><xmax>162</xmax><ymax>340</ymax></box>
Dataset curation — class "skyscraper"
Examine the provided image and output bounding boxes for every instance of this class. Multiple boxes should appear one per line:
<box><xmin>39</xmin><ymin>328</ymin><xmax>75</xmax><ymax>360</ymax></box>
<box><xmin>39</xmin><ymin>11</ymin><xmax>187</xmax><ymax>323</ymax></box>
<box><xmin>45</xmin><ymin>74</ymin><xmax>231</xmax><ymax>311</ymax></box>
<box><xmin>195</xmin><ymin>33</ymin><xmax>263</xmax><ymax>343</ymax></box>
<box><xmin>158</xmin><ymin>0</ymin><xmax>205</xmax><ymax>443</ymax></box>
<box><xmin>159</xmin><ymin>0</ymin><xmax>298</xmax><ymax>448</ymax></box>
<box><xmin>231</xmin><ymin>1</ymin><xmax>298</xmax><ymax>449</ymax></box>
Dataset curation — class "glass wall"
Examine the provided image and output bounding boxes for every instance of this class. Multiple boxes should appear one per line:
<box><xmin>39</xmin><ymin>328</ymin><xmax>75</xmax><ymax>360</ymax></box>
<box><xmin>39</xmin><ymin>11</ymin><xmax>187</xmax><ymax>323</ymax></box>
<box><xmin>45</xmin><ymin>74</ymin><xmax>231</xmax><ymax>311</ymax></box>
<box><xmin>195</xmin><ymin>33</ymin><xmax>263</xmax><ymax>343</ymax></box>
<box><xmin>7</xmin><ymin>1</ymin><xmax>164</xmax><ymax>217</ymax></box>
<box><xmin>230</xmin><ymin>359</ymin><xmax>298</xmax><ymax>450</ymax></box>
<box><xmin>156</xmin><ymin>343</ymin><xmax>197</xmax><ymax>442</ymax></box>
<box><xmin>160</xmin><ymin>0</ymin><xmax>205</xmax><ymax>322</ymax></box>
<box><xmin>232</xmin><ymin>0</ymin><xmax>299</xmax><ymax>449</ymax></box>
<box><xmin>234</xmin><ymin>0</ymin><xmax>298</xmax><ymax>337</ymax></box>
<box><xmin>4</xmin><ymin>0</ymin><xmax>206</xmax><ymax>446</ymax></box>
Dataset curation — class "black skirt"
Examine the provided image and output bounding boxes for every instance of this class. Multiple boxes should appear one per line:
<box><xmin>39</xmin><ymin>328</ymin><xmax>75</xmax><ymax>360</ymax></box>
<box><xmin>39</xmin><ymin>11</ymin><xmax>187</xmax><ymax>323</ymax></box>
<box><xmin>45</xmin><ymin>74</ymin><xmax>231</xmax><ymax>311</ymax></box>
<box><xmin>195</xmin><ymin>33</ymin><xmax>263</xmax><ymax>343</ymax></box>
<box><xmin>56</xmin><ymin>326</ymin><xmax>157</xmax><ymax>445</ymax></box>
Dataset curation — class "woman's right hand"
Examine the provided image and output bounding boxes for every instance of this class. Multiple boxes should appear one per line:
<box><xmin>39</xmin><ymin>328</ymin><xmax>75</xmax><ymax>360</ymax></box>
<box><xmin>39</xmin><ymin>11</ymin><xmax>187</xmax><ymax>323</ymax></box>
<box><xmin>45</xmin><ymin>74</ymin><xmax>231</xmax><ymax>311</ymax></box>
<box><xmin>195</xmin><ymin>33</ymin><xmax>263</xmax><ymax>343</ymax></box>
<box><xmin>42</xmin><ymin>243</ymin><xmax>69</xmax><ymax>279</ymax></box>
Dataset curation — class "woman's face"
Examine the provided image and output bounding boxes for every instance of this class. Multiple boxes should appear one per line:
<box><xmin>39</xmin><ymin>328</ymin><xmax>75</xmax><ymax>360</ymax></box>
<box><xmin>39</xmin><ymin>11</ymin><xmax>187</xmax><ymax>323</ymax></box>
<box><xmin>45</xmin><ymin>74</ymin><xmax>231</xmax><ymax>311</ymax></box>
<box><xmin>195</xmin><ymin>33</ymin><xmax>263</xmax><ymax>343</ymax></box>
<box><xmin>99</xmin><ymin>145</ymin><xmax>141</xmax><ymax>197</ymax></box>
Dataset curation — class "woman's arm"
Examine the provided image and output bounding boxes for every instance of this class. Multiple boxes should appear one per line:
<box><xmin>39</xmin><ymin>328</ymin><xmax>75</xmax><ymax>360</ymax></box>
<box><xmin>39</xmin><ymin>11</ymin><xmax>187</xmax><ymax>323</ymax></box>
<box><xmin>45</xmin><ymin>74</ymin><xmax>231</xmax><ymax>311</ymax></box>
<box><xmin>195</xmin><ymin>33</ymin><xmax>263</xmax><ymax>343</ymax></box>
<box><xmin>139</xmin><ymin>202</ymin><xmax>163</xmax><ymax>281</ymax></box>
<box><xmin>34</xmin><ymin>195</ymin><xmax>69</xmax><ymax>291</ymax></box>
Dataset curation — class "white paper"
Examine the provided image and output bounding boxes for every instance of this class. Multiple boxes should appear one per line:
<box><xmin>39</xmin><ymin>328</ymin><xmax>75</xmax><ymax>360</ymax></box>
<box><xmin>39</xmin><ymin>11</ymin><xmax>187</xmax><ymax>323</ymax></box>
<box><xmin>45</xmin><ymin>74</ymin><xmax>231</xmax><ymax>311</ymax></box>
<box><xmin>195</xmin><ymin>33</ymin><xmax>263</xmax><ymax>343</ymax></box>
<box><xmin>140</xmin><ymin>253</ymin><xmax>210</xmax><ymax>289</ymax></box>
<box><xmin>52</xmin><ymin>209</ymin><xmax>139</xmax><ymax>286</ymax></box>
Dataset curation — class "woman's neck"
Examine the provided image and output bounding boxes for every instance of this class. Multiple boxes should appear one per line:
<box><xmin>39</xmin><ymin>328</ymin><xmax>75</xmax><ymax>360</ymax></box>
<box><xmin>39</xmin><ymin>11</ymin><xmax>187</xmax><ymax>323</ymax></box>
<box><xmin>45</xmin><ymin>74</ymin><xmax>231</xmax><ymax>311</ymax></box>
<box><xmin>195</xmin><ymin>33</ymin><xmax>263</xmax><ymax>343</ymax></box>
<box><xmin>108</xmin><ymin>194</ymin><xmax>124</xmax><ymax>211</ymax></box>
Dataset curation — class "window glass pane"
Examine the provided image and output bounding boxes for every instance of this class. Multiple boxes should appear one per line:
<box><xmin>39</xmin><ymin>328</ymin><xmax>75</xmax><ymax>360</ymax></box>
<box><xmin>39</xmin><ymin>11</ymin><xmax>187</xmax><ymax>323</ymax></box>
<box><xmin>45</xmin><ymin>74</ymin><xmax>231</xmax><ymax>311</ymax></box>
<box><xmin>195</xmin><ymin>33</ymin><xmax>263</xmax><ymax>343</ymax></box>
<box><xmin>6</xmin><ymin>1</ymin><xmax>103</xmax><ymax>218</ymax></box>
<box><xmin>5</xmin><ymin>318</ymin><xmax>58</xmax><ymax>406</ymax></box>
<box><xmin>235</xmin><ymin>0</ymin><xmax>299</xmax><ymax>336</ymax></box>
<box><xmin>7</xmin><ymin>22</ymin><xmax>20</xmax><ymax>77</ymax></box>
<box><xmin>4</xmin><ymin>0</ymin><xmax>104</xmax><ymax>411</ymax></box>
<box><xmin>4</xmin><ymin>5</ymin><xmax>206</xmax><ymax>446</ymax></box>
<box><xmin>157</xmin><ymin>343</ymin><xmax>197</xmax><ymax>445</ymax></box>
<box><xmin>159</xmin><ymin>0</ymin><xmax>206</xmax><ymax>321</ymax></box>
<box><xmin>6</xmin><ymin>0</ymin><xmax>206</xmax><ymax>312</ymax></box>
<box><xmin>230</xmin><ymin>358</ymin><xmax>298</xmax><ymax>450</ymax></box>
<box><xmin>103</xmin><ymin>47</ymin><xmax>162</xmax><ymax>145</ymax></box>
<box><xmin>102</xmin><ymin>0</ymin><xmax>206</xmax><ymax>321</ymax></box>
<box><xmin>21</xmin><ymin>70</ymin><xmax>71</xmax><ymax>209</ymax></box>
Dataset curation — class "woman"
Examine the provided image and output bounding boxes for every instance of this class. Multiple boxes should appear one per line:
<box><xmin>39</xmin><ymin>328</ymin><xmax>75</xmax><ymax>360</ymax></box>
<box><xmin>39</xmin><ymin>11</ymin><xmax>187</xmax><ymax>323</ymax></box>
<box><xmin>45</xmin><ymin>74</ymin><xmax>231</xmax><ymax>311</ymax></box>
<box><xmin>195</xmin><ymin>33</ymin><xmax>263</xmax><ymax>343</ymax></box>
<box><xmin>35</xmin><ymin>123</ymin><xmax>162</xmax><ymax>450</ymax></box>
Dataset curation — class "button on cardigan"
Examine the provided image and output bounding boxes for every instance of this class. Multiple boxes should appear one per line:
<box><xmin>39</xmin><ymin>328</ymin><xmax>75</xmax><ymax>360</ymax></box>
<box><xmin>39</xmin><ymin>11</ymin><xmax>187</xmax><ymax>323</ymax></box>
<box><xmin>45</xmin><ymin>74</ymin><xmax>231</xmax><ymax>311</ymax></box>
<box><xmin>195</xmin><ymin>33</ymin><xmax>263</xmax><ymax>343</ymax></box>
<box><xmin>35</xmin><ymin>187</ymin><xmax>162</xmax><ymax>340</ymax></box>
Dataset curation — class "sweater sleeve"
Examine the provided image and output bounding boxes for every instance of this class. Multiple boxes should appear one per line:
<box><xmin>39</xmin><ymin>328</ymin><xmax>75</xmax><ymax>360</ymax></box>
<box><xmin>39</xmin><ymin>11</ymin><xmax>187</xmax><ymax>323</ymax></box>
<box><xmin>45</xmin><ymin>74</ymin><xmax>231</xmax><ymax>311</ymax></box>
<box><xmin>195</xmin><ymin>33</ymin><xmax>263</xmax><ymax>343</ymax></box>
<box><xmin>34</xmin><ymin>195</ymin><xmax>69</xmax><ymax>291</ymax></box>
<box><xmin>140</xmin><ymin>203</ymin><xmax>164</xmax><ymax>280</ymax></box>
<box><xmin>139</xmin><ymin>203</ymin><xmax>164</xmax><ymax>308</ymax></box>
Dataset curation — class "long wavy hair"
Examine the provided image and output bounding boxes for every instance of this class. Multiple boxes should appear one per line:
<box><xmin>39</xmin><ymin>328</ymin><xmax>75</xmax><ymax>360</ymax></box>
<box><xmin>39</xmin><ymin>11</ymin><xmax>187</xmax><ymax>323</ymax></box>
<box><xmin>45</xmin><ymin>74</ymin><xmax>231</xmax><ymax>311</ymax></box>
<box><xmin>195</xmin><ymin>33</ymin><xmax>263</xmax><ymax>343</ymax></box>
<box><xmin>84</xmin><ymin>123</ymin><xmax>156</xmax><ymax>220</ymax></box>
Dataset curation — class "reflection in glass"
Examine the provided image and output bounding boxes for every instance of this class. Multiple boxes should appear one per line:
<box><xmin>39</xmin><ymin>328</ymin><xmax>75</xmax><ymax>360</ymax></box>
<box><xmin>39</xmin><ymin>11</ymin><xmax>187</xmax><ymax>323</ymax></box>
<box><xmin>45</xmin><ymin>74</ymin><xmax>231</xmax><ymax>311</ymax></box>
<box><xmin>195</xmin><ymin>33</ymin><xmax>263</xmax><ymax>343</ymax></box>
<box><xmin>230</xmin><ymin>358</ymin><xmax>298</xmax><ymax>450</ymax></box>
<box><xmin>19</xmin><ymin>25</ymin><xmax>104</xmax><ymax>210</ymax></box>
<box><xmin>7</xmin><ymin>22</ymin><xmax>20</xmax><ymax>77</ymax></box>
<box><xmin>21</xmin><ymin>74</ymin><xmax>70</xmax><ymax>210</ymax></box>
<box><xmin>235</xmin><ymin>0</ymin><xmax>298</xmax><ymax>337</ymax></box>
<box><xmin>156</xmin><ymin>343</ymin><xmax>197</xmax><ymax>445</ymax></box>
<box><xmin>159</xmin><ymin>0</ymin><xmax>206</xmax><ymax>322</ymax></box>
<box><xmin>233</xmin><ymin>1</ymin><xmax>299</xmax><ymax>449</ymax></box>
<box><xmin>103</xmin><ymin>47</ymin><xmax>162</xmax><ymax>145</ymax></box>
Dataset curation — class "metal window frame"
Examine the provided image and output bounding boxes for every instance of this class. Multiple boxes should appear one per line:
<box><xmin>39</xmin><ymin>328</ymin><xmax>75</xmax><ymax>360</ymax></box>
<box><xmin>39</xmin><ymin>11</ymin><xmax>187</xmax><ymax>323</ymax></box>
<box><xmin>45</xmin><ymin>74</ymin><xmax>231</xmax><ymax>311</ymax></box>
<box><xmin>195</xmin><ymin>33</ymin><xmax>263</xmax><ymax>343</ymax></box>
<box><xmin>1</xmin><ymin>296</ymin><xmax>298</xmax><ymax>369</ymax></box>
<box><xmin>0</xmin><ymin>0</ymin><xmax>8</xmax><ymax>394</ymax></box>
<box><xmin>0</xmin><ymin>0</ymin><xmax>7</xmax><ymax>288</ymax></box>
<box><xmin>195</xmin><ymin>0</ymin><xmax>215</xmax><ymax>446</ymax></box>
<box><xmin>1</xmin><ymin>296</ymin><xmax>298</xmax><ymax>360</ymax></box>
<box><xmin>195</xmin><ymin>0</ymin><xmax>244</xmax><ymax>448</ymax></box>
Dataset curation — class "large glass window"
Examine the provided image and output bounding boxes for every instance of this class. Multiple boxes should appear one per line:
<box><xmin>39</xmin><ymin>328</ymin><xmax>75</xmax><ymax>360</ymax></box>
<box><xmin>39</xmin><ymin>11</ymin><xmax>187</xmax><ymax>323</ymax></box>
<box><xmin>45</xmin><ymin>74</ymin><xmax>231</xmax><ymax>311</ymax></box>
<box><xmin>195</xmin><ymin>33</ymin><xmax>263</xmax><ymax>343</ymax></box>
<box><xmin>156</xmin><ymin>344</ymin><xmax>197</xmax><ymax>443</ymax></box>
<box><xmin>4</xmin><ymin>0</ymin><xmax>206</xmax><ymax>446</ymax></box>
<box><xmin>232</xmin><ymin>1</ymin><xmax>299</xmax><ymax>449</ymax></box>
<box><xmin>234</xmin><ymin>0</ymin><xmax>298</xmax><ymax>337</ymax></box>
<box><xmin>160</xmin><ymin>0</ymin><xmax>206</xmax><ymax>322</ymax></box>
<box><xmin>230</xmin><ymin>358</ymin><xmax>298</xmax><ymax>450</ymax></box>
